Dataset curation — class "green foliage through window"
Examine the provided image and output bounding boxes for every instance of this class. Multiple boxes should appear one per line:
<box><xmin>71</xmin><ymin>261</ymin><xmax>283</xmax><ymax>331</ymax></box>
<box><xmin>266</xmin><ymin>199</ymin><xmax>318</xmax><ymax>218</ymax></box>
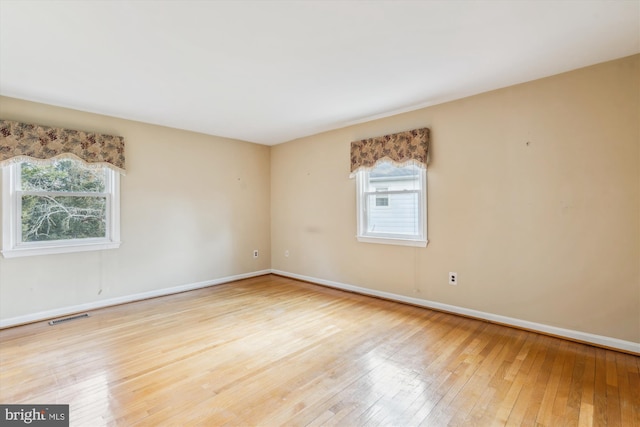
<box><xmin>19</xmin><ymin>160</ymin><xmax>108</xmax><ymax>242</ymax></box>
<box><xmin>21</xmin><ymin>160</ymin><xmax>105</xmax><ymax>192</ymax></box>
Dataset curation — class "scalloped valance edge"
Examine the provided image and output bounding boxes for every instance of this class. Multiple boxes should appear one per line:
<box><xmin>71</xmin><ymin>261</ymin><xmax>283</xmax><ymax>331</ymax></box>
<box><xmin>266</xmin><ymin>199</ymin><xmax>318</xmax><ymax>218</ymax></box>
<box><xmin>0</xmin><ymin>154</ymin><xmax>126</xmax><ymax>175</ymax></box>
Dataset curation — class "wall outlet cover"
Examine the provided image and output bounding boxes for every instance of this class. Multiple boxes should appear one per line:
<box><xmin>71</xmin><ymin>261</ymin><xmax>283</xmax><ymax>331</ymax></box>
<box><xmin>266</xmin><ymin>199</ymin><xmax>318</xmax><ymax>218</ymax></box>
<box><xmin>449</xmin><ymin>272</ymin><xmax>457</xmax><ymax>285</ymax></box>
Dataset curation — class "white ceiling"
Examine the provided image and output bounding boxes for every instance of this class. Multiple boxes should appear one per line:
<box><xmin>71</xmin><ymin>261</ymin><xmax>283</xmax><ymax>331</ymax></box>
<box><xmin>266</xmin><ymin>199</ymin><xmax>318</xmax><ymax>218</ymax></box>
<box><xmin>1</xmin><ymin>1</ymin><xmax>638</xmax><ymax>145</ymax></box>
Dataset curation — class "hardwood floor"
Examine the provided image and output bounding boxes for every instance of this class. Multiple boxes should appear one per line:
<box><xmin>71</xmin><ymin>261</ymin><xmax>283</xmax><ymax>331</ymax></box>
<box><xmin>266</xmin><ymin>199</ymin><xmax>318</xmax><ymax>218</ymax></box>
<box><xmin>0</xmin><ymin>274</ymin><xmax>638</xmax><ymax>426</ymax></box>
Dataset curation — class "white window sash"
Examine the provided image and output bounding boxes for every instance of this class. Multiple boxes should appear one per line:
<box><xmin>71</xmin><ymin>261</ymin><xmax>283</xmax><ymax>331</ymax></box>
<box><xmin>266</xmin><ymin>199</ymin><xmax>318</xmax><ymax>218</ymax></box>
<box><xmin>2</xmin><ymin>162</ymin><xmax>121</xmax><ymax>258</ymax></box>
<box><xmin>356</xmin><ymin>167</ymin><xmax>427</xmax><ymax>247</ymax></box>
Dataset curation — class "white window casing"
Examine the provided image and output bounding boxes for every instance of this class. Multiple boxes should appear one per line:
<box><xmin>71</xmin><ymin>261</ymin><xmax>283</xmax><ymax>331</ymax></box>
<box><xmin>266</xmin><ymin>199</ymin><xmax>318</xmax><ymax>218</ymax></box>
<box><xmin>2</xmin><ymin>162</ymin><xmax>121</xmax><ymax>258</ymax></box>
<box><xmin>355</xmin><ymin>163</ymin><xmax>427</xmax><ymax>247</ymax></box>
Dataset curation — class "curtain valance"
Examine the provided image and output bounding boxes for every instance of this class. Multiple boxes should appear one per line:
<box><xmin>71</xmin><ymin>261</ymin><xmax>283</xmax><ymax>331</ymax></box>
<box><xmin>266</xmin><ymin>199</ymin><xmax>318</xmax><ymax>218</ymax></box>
<box><xmin>0</xmin><ymin>120</ymin><xmax>125</xmax><ymax>174</ymax></box>
<box><xmin>350</xmin><ymin>127</ymin><xmax>429</xmax><ymax>175</ymax></box>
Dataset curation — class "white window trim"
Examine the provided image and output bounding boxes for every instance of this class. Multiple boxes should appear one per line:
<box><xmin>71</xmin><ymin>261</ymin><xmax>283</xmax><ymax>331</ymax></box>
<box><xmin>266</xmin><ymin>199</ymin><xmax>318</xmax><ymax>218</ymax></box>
<box><xmin>355</xmin><ymin>166</ymin><xmax>427</xmax><ymax>248</ymax></box>
<box><xmin>2</xmin><ymin>162</ymin><xmax>121</xmax><ymax>258</ymax></box>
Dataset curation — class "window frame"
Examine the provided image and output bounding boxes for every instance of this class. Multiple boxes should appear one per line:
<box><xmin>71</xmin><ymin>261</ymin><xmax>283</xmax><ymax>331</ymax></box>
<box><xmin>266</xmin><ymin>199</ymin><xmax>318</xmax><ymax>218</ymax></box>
<box><xmin>2</xmin><ymin>160</ymin><xmax>121</xmax><ymax>258</ymax></box>
<box><xmin>355</xmin><ymin>164</ymin><xmax>427</xmax><ymax>247</ymax></box>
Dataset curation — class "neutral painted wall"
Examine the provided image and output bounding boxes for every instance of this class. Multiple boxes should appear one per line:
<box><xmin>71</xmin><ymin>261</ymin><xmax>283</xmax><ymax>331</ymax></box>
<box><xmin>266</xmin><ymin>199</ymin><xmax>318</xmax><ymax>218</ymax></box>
<box><xmin>271</xmin><ymin>55</ymin><xmax>640</xmax><ymax>343</ymax></box>
<box><xmin>0</xmin><ymin>96</ymin><xmax>271</xmax><ymax>319</ymax></box>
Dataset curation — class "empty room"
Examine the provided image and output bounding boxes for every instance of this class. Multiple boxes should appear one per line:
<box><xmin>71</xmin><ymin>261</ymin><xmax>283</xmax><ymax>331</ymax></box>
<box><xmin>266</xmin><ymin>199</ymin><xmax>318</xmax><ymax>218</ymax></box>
<box><xmin>0</xmin><ymin>1</ymin><xmax>638</xmax><ymax>426</ymax></box>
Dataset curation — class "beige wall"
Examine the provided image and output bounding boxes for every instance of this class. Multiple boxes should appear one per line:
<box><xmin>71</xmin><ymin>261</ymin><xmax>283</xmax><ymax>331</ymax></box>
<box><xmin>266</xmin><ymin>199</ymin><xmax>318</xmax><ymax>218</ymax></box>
<box><xmin>0</xmin><ymin>97</ymin><xmax>271</xmax><ymax>319</ymax></box>
<box><xmin>271</xmin><ymin>55</ymin><xmax>640</xmax><ymax>343</ymax></box>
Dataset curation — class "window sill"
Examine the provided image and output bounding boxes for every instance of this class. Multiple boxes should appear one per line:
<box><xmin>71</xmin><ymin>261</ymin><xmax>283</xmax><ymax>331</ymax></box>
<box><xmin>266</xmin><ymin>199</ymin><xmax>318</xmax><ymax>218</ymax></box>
<box><xmin>357</xmin><ymin>235</ymin><xmax>427</xmax><ymax>247</ymax></box>
<box><xmin>2</xmin><ymin>241</ymin><xmax>121</xmax><ymax>258</ymax></box>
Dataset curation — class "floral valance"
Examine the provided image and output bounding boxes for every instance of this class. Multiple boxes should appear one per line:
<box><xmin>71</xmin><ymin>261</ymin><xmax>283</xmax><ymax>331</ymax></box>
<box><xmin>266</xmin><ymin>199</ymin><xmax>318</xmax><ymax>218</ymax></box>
<box><xmin>350</xmin><ymin>127</ymin><xmax>430</xmax><ymax>175</ymax></box>
<box><xmin>0</xmin><ymin>119</ymin><xmax>125</xmax><ymax>173</ymax></box>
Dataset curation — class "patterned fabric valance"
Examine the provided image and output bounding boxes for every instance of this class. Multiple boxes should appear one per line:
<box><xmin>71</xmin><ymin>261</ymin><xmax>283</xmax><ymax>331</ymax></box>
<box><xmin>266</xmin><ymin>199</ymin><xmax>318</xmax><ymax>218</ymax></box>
<box><xmin>0</xmin><ymin>120</ymin><xmax>125</xmax><ymax>174</ymax></box>
<box><xmin>350</xmin><ymin>127</ymin><xmax>430</xmax><ymax>174</ymax></box>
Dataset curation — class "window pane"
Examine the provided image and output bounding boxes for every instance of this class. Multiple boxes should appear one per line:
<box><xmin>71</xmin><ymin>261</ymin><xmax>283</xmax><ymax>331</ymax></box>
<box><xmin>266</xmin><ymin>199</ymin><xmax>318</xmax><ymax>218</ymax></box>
<box><xmin>366</xmin><ymin>163</ymin><xmax>421</xmax><ymax>236</ymax></box>
<box><xmin>369</xmin><ymin>163</ymin><xmax>420</xmax><ymax>188</ymax></box>
<box><xmin>367</xmin><ymin>191</ymin><xmax>419</xmax><ymax>235</ymax></box>
<box><xmin>20</xmin><ymin>159</ymin><xmax>106</xmax><ymax>192</ymax></box>
<box><xmin>21</xmin><ymin>195</ymin><xmax>107</xmax><ymax>242</ymax></box>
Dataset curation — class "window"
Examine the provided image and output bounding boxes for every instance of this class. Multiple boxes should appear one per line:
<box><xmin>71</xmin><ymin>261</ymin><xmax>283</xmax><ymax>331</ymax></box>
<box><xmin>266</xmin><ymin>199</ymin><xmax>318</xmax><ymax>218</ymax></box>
<box><xmin>356</xmin><ymin>162</ymin><xmax>426</xmax><ymax>247</ymax></box>
<box><xmin>375</xmin><ymin>187</ymin><xmax>389</xmax><ymax>207</ymax></box>
<box><xmin>2</xmin><ymin>159</ymin><xmax>121</xmax><ymax>258</ymax></box>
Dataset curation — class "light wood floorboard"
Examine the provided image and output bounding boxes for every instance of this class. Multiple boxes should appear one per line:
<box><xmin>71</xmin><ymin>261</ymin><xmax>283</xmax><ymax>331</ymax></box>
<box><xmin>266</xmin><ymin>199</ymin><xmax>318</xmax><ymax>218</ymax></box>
<box><xmin>0</xmin><ymin>274</ymin><xmax>638</xmax><ymax>426</ymax></box>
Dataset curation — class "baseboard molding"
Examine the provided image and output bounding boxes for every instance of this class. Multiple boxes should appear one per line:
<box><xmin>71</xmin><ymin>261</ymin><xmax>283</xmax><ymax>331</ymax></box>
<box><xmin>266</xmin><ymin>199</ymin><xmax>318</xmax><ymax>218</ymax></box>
<box><xmin>3</xmin><ymin>268</ymin><xmax>638</xmax><ymax>354</ymax></box>
<box><xmin>271</xmin><ymin>269</ymin><xmax>640</xmax><ymax>355</ymax></box>
<box><xmin>0</xmin><ymin>269</ymin><xmax>271</xmax><ymax>329</ymax></box>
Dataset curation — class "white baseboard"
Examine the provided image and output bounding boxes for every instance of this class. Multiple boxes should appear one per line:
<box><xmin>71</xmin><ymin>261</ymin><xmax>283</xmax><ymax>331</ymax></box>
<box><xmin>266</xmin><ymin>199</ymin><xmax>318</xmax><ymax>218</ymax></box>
<box><xmin>271</xmin><ymin>269</ymin><xmax>640</xmax><ymax>355</ymax></box>
<box><xmin>0</xmin><ymin>269</ymin><xmax>271</xmax><ymax>329</ymax></box>
<box><xmin>3</xmin><ymin>268</ymin><xmax>637</xmax><ymax>354</ymax></box>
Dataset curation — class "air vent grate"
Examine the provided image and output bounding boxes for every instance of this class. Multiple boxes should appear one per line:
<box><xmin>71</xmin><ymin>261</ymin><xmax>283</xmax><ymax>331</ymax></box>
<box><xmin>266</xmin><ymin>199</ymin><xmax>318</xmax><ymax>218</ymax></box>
<box><xmin>48</xmin><ymin>313</ymin><xmax>89</xmax><ymax>326</ymax></box>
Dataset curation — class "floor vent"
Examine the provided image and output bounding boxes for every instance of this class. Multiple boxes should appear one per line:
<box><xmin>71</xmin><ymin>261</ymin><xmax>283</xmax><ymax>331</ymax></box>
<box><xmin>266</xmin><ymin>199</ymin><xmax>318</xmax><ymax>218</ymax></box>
<box><xmin>48</xmin><ymin>313</ymin><xmax>90</xmax><ymax>326</ymax></box>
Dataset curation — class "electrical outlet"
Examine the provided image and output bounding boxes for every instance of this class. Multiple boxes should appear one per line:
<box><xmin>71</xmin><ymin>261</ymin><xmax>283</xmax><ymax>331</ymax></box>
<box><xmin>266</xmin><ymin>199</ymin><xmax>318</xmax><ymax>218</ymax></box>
<box><xmin>449</xmin><ymin>272</ymin><xmax>457</xmax><ymax>285</ymax></box>
<box><xmin>284</xmin><ymin>250</ymin><xmax>289</xmax><ymax>257</ymax></box>
<box><xmin>253</xmin><ymin>250</ymin><xmax>259</xmax><ymax>258</ymax></box>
